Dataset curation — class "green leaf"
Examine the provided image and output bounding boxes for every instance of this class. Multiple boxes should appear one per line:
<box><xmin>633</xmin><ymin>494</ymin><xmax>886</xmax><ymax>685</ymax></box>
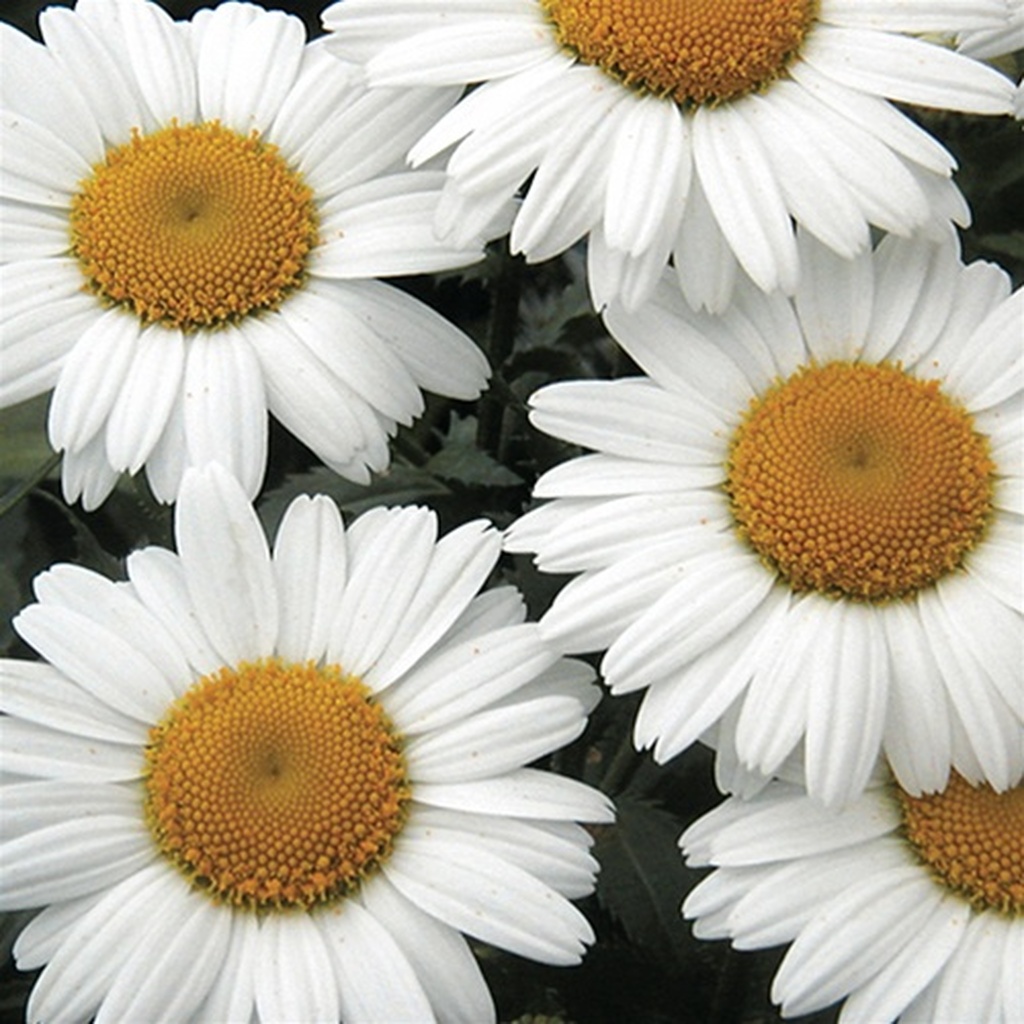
<box><xmin>425</xmin><ymin>414</ymin><xmax>524</xmax><ymax>488</ymax></box>
<box><xmin>594</xmin><ymin>793</ymin><xmax>702</xmax><ymax>967</ymax></box>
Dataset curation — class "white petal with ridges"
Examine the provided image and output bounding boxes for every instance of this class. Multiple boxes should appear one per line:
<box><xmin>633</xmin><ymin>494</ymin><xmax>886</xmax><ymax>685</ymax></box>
<box><xmin>47</xmin><ymin>308</ymin><xmax>139</xmax><ymax>456</ymax></box>
<box><xmin>385</xmin><ymin>839</ymin><xmax>592</xmax><ymax>964</ymax></box>
<box><xmin>254</xmin><ymin>912</ymin><xmax>339</xmax><ymax>1024</ymax></box>
<box><xmin>176</xmin><ymin>464</ymin><xmax>278</xmax><ymax>666</ymax></box>
<box><xmin>13</xmin><ymin>603</ymin><xmax>176</xmax><ymax>723</ymax></box>
<box><xmin>386</xmin><ymin>623</ymin><xmax>557</xmax><ymax>735</ymax></box>
<box><xmin>103</xmin><ymin>323</ymin><xmax>184</xmax><ymax>475</ymax></box>
<box><xmin>317</xmin><ymin>900</ymin><xmax>433</xmax><ymax>1023</ymax></box>
<box><xmin>804</xmin><ymin>601</ymin><xmax>889</xmax><ymax>808</ymax></box>
<box><xmin>360</xmin><ymin>874</ymin><xmax>495</xmax><ymax>1024</ymax></box>
<box><xmin>0</xmin><ymin>659</ymin><xmax>146</xmax><ymax>745</ymax></box>
<box><xmin>413</xmin><ymin>768</ymin><xmax>614</xmax><ymax>822</ymax></box>
<box><xmin>272</xmin><ymin>495</ymin><xmax>348</xmax><ymax>664</ymax></box>
<box><xmin>25</xmin><ymin>863</ymin><xmax>174</xmax><ymax>1024</ymax></box>
<box><xmin>125</xmin><ymin>546</ymin><xmax>221</xmax><ymax>678</ymax></box>
<box><xmin>0</xmin><ymin>814</ymin><xmax>153</xmax><ymax>909</ymax></box>
<box><xmin>93</xmin><ymin>884</ymin><xmax>230</xmax><ymax>1024</ymax></box>
<box><xmin>804</xmin><ymin>25</ymin><xmax>1013</xmax><ymax>114</ymax></box>
<box><xmin>182</xmin><ymin>327</ymin><xmax>268</xmax><ymax>500</ymax></box>
<box><xmin>694</xmin><ymin>102</ymin><xmax>799</xmax><ymax>296</ymax></box>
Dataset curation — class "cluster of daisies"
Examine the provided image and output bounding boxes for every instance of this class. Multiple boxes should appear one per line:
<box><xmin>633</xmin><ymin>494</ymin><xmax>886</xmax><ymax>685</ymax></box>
<box><xmin>0</xmin><ymin>0</ymin><xmax>1021</xmax><ymax>1021</ymax></box>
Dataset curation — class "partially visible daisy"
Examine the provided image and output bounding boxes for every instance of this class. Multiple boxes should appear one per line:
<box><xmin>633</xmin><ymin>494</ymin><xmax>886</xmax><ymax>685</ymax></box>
<box><xmin>506</xmin><ymin>228</ymin><xmax>1023</xmax><ymax>808</ymax></box>
<box><xmin>0</xmin><ymin>462</ymin><xmax>611</xmax><ymax>1022</ymax></box>
<box><xmin>323</xmin><ymin>0</ymin><xmax>1015</xmax><ymax>313</ymax></box>
<box><xmin>958</xmin><ymin>0</ymin><xmax>1024</xmax><ymax>58</ymax></box>
<box><xmin>1</xmin><ymin>0</ymin><xmax>502</xmax><ymax>510</ymax></box>
<box><xmin>681</xmin><ymin>774</ymin><xmax>1023</xmax><ymax>1022</ymax></box>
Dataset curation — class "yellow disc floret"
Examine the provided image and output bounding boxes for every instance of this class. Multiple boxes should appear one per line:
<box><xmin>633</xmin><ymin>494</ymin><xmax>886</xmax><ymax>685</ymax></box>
<box><xmin>71</xmin><ymin>121</ymin><xmax>317</xmax><ymax>331</ymax></box>
<box><xmin>540</xmin><ymin>0</ymin><xmax>817</xmax><ymax>105</ymax></box>
<box><xmin>726</xmin><ymin>362</ymin><xmax>993</xmax><ymax>601</ymax></box>
<box><xmin>898</xmin><ymin>774</ymin><xmax>1023</xmax><ymax>915</ymax></box>
<box><xmin>144</xmin><ymin>659</ymin><xmax>409</xmax><ymax>910</ymax></box>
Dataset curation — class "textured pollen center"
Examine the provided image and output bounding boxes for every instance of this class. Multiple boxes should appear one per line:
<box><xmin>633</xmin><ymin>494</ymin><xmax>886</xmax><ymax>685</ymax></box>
<box><xmin>898</xmin><ymin>775</ymin><xmax>1024</xmax><ymax>915</ymax></box>
<box><xmin>144</xmin><ymin>659</ymin><xmax>409</xmax><ymax>910</ymax></box>
<box><xmin>540</xmin><ymin>0</ymin><xmax>817</xmax><ymax>104</ymax></box>
<box><xmin>71</xmin><ymin>121</ymin><xmax>317</xmax><ymax>331</ymax></box>
<box><xmin>726</xmin><ymin>362</ymin><xmax>993</xmax><ymax>601</ymax></box>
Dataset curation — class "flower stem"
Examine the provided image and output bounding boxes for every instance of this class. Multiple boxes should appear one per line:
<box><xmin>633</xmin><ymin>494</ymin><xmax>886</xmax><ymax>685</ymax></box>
<box><xmin>0</xmin><ymin>451</ymin><xmax>61</xmax><ymax>519</ymax></box>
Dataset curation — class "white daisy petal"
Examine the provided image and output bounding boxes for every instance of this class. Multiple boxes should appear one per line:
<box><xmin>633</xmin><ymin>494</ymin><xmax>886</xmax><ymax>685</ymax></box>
<box><xmin>1</xmin><ymin>780</ymin><xmax>139</xmax><ymax>841</ymax></box>
<box><xmin>254</xmin><ymin>913</ymin><xmax>339</xmax><ymax>1024</ymax></box>
<box><xmin>684</xmin><ymin>777</ymin><xmax>1021</xmax><ymax>1019</ymax></box>
<box><xmin>216</xmin><ymin>9</ymin><xmax>306</xmax><ymax>134</ymax></box>
<box><xmin>413</xmin><ymin>768</ymin><xmax>614</xmax><ymax>823</ymax></box>
<box><xmin>386</xmin><ymin>623</ymin><xmax>557</xmax><ymax>734</ymax></box>
<box><xmin>317</xmin><ymin>900</ymin><xmax>433</xmax><ymax>1023</ymax></box>
<box><xmin>105</xmin><ymin>323</ymin><xmax>185</xmax><ymax>475</ymax></box>
<box><xmin>1</xmin><ymin>109</ymin><xmax>91</xmax><ymax>207</ymax></box>
<box><xmin>119</xmin><ymin>0</ymin><xmax>197</xmax><ymax>125</ymax></box>
<box><xmin>32</xmin><ymin>563</ymin><xmax>191</xmax><ymax>693</ymax></box>
<box><xmin>0</xmin><ymin>717</ymin><xmax>140</xmax><ymax>783</ymax></box>
<box><xmin>804</xmin><ymin>602</ymin><xmax>889</xmax><ymax>808</ymax></box>
<box><xmin>47</xmin><ymin>308</ymin><xmax>140</xmax><ymax>456</ymax></box>
<box><xmin>38</xmin><ymin>3</ymin><xmax>150</xmax><ymax>142</ymax></box>
<box><xmin>329</xmin><ymin>278</ymin><xmax>490</xmax><ymax>400</ymax></box>
<box><xmin>13</xmin><ymin>603</ymin><xmax>176</xmax><ymax>723</ymax></box>
<box><xmin>406</xmin><ymin>693</ymin><xmax>588</xmax><ymax>782</ymax></box>
<box><xmin>272</xmin><ymin>495</ymin><xmax>349</xmax><ymax>665</ymax></box>
<box><xmin>772</xmin><ymin>868</ymin><xmax>940</xmax><ymax>1016</ymax></box>
<box><xmin>0</xmin><ymin>659</ymin><xmax>146</xmax><ymax>745</ymax></box>
<box><xmin>385</xmin><ymin>839</ymin><xmax>593</xmax><ymax>965</ymax></box>
<box><xmin>360</xmin><ymin>875</ymin><xmax>495</xmax><ymax>1024</ymax></box>
<box><xmin>25</xmin><ymin>863</ymin><xmax>173</xmax><ymax>1024</ymax></box>
<box><xmin>0</xmin><ymin>815</ymin><xmax>153</xmax><ymax>910</ymax></box>
<box><xmin>176</xmin><ymin>463</ymin><xmax>278</xmax><ymax>665</ymax></box>
<box><xmin>0</xmin><ymin>22</ymin><xmax>104</xmax><ymax>162</ymax></box>
<box><xmin>794</xmin><ymin>230</ymin><xmax>874</xmax><ymax>362</ymax></box>
<box><xmin>182</xmin><ymin>326</ymin><xmax>268</xmax><ymax>499</ymax></box>
<box><xmin>804</xmin><ymin>24</ymin><xmax>1014</xmax><ymax>115</ymax></box>
<box><xmin>92</xmin><ymin>885</ymin><xmax>230</xmax><ymax>1023</ymax></box>
<box><xmin>13</xmin><ymin>892</ymin><xmax>108</xmax><ymax>972</ymax></box>
<box><xmin>191</xmin><ymin>912</ymin><xmax>259</xmax><ymax>1024</ymax></box>
<box><xmin>693</xmin><ymin>102</ymin><xmax>798</xmax><ymax>295</ymax></box>
<box><xmin>124</xmin><ymin>546</ymin><xmax>221</xmax><ymax>678</ymax></box>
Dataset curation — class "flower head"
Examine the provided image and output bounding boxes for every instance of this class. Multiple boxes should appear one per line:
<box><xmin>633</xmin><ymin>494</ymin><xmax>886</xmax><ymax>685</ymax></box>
<box><xmin>0</xmin><ymin>463</ymin><xmax>611</xmax><ymax>1022</ymax></box>
<box><xmin>1</xmin><ymin>0</ymin><xmax>502</xmax><ymax>509</ymax></box>
<box><xmin>681</xmin><ymin>775</ymin><xmax>1023</xmax><ymax>1021</ymax></box>
<box><xmin>506</xmin><ymin>229</ymin><xmax>1023</xmax><ymax>808</ymax></box>
<box><xmin>323</xmin><ymin>0</ymin><xmax>1015</xmax><ymax>312</ymax></box>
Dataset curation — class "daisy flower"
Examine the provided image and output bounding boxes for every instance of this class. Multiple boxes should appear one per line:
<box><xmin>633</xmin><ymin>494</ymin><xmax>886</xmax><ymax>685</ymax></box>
<box><xmin>506</xmin><ymin>228</ymin><xmax>1023</xmax><ymax>809</ymax></box>
<box><xmin>0</xmin><ymin>462</ymin><xmax>611</xmax><ymax>1022</ymax></box>
<box><xmin>1</xmin><ymin>0</ymin><xmax>499</xmax><ymax>511</ymax></box>
<box><xmin>322</xmin><ymin>0</ymin><xmax>1015</xmax><ymax>314</ymax></box>
<box><xmin>681</xmin><ymin>774</ymin><xmax>1023</xmax><ymax>1022</ymax></box>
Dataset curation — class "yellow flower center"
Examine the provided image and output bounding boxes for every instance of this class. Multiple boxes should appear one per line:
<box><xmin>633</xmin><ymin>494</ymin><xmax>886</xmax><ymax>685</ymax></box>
<box><xmin>726</xmin><ymin>362</ymin><xmax>993</xmax><ymax>601</ymax></box>
<box><xmin>144</xmin><ymin>659</ymin><xmax>409</xmax><ymax>910</ymax></box>
<box><xmin>71</xmin><ymin>121</ymin><xmax>318</xmax><ymax>331</ymax></box>
<box><xmin>898</xmin><ymin>774</ymin><xmax>1023</xmax><ymax>915</ymax></box>
<box><xmin>539</xmin><ymin>0</ymin><xmax>817</xmax><ymax>105</ymax></box>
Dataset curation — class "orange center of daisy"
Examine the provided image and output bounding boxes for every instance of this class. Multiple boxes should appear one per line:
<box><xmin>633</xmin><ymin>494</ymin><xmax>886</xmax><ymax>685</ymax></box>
<box><xmin>144</xmin><ymin>659</ymin><xmax>409</xmax><ymax>910</ymax></box>
<box><xmin>539</xmin><ymin>0</ymin><xmax>817</xmax><ymax>104</ymax></box>
<box><xmin>898</xmin><ymin>774</ymin><xmax>1023</xmax><ymax>915</ymax></box>
<box><xmin>726</xmin><ymin>362</ymin><xmax>993</xmax><ymax>601</ymax></box>
<box><xmin>70</xmin><ymin>121</ymin><xmax>317</xmax><ymax>331</ymax></box>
